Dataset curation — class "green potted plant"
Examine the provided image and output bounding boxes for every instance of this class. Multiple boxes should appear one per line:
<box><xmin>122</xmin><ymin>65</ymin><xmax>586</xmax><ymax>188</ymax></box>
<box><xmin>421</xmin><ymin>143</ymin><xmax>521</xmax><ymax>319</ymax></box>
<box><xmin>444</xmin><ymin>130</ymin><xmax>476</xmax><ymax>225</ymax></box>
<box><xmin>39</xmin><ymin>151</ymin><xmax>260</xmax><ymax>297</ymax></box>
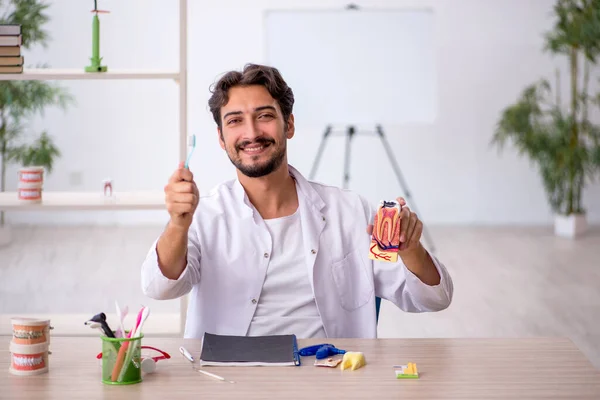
<box><xmin>492</xmin><ymin>0</ymin><xmax>600</xmax><ymax>238</ymax></box>
<box><xmin>0</xmin><ymin>0</ymin><xmax>73</xmax><ymax>245</ymax></box>
<box><xmin>13</xmin><ymin>131</ymin><xmax>61</xmax><ymax>168</ymax></box>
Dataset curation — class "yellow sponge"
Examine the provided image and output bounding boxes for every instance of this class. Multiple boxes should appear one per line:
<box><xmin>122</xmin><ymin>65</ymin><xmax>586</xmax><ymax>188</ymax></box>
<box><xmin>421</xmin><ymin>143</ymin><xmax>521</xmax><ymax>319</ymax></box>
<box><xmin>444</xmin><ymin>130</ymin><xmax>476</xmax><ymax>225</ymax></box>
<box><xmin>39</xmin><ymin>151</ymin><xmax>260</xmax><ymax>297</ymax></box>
<box><xmin>340</xmin><ymin>352</ymin><xmax>366</xmax><ymax>371</ymax></box>
<box><xmin>396</xmin><ymin>362</ymin><xmax>419</xmax><ymax>379</ymax></box>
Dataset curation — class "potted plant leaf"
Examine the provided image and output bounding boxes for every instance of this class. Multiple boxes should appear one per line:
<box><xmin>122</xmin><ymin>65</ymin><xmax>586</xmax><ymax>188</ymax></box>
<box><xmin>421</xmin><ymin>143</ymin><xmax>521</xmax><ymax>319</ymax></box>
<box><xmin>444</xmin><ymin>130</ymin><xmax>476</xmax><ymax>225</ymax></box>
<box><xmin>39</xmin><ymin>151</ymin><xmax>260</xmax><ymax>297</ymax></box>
<box><xmin>492</xmin><ymin>0</ymin><xmax>600</xmax><ymax>238</ymax></box>
<box><xmin>0</xmin><ymin>0</ymin><xmax>73</xmax><ymax>245</ymax></box>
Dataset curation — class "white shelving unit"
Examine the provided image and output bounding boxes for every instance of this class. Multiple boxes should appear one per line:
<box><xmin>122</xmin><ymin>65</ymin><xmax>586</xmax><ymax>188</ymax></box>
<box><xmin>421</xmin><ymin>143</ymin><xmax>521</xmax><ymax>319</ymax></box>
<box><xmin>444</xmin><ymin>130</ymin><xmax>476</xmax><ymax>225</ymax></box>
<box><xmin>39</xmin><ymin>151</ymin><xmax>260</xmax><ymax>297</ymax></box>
<box><xmin>0</xmin><ymin>69</ymin><xmax>180</xmax><ymax>81</ymax></box>
<box><xmin>0</xmin><ymin>0</ymin><xmax>188</xmax><ymax>212</ymax></box>
<box><xmin>0</xmin><ymin>0</ymin><xmax>189</xmax><ymax>334</ymax></box>
<box><xmin>0</xmin><ymin>191</ymin><xmax>165</xmax><ymax>210</ymax></box>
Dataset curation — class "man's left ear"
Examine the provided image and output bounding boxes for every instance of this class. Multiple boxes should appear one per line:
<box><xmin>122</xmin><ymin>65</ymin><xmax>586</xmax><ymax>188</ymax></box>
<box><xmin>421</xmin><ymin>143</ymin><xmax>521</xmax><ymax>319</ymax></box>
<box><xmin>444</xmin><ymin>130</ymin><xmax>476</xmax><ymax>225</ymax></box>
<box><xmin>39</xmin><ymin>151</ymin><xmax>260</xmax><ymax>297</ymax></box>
<box><xmin>286</xmin><ymin>114</ymin><xmax>295</xmax><ymax>139</ymax></box>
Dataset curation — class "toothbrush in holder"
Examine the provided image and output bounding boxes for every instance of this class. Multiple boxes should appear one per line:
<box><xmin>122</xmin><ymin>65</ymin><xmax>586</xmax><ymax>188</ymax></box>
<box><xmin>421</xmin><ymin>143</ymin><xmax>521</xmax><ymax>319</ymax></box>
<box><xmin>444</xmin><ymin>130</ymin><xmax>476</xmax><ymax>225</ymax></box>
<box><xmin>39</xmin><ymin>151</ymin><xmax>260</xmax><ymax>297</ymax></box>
<box><xmin>184</xmin><ymin>135</ymin><xmax>196</xmax><ymax>169</ymax></box>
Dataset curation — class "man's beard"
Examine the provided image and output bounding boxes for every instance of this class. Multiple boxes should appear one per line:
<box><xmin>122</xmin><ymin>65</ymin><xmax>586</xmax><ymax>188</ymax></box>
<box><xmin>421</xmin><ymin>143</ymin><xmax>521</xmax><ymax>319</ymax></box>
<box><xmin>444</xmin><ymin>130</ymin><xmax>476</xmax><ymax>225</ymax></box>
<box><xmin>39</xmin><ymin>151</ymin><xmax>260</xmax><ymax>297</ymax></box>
<box><xmin>227</xmin><ymin>137</ymin><xmax>286</xmax><ymax>178</ymax></box>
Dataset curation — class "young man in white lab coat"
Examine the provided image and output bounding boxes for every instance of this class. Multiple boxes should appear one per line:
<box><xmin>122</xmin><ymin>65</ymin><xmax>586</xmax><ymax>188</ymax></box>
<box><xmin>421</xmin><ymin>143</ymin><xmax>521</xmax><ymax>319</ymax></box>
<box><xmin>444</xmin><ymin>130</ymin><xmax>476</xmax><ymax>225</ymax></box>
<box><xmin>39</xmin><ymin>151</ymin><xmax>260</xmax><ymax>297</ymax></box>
<box><xmin>141</xmin><ymin>64</ymin><xmax>453</xmax><ymax>339</ymax></box>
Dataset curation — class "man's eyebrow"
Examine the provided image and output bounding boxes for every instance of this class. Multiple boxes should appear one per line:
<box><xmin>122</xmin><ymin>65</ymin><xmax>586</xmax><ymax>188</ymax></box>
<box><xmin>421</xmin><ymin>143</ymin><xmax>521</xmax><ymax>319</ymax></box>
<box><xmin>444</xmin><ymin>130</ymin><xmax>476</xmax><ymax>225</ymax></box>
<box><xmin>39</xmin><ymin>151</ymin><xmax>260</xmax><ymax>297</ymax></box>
<box><xmin>222</xmin><ymin>105</ymin><xmax>277</xmax><ymax>121</ymax></box>
<box><xmin>254</xmin><ymin>105</ymin><xmax>277</xmax><ymax>113</ymax></box>
<box><xmin>223</xmin><ymin>110</ymin><xmax>242</xmax><ymax>120</ymax></box>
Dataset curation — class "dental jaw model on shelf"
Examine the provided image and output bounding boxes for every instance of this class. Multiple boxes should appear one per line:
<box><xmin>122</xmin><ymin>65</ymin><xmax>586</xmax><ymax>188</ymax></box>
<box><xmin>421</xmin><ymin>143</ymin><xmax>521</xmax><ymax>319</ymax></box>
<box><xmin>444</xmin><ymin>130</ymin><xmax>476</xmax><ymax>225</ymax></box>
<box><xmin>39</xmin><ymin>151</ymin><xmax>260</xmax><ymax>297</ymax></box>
<box><xmin>17</xmin><ymin>166</ymin><xmax>44</xmax><ymax>204</ymax></box>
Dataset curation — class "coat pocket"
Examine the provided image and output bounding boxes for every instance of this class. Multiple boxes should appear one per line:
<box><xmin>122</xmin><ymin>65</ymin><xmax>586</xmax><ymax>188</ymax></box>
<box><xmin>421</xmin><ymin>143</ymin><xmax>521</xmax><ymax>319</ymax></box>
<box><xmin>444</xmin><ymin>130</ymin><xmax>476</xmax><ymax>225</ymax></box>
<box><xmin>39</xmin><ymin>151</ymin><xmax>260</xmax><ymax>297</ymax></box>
<box><xmin>331</xmin><ymin>248</ymin><xmax>374</xmax><ymax>311</ymax></box>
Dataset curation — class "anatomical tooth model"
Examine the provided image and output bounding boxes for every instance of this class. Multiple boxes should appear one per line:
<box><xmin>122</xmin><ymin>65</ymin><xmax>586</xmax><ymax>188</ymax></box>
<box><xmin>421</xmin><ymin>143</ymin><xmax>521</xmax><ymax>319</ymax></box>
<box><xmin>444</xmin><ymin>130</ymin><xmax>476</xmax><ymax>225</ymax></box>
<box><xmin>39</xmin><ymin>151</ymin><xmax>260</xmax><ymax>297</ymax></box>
<box><xmin>369</xmin><ymin>200</ymin><xmax>401</xmax><ymax>262</ymax></box>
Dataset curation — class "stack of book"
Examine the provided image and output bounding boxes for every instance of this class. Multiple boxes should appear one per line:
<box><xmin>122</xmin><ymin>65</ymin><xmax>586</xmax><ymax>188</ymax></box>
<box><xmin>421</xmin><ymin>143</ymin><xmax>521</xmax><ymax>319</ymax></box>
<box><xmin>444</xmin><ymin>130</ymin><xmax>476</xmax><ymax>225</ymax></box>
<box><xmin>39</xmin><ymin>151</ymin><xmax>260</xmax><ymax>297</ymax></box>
<box><xmin>0</xmin><ymin>24</ymin><xmax>22</xmax><ymax>73</ymax></box>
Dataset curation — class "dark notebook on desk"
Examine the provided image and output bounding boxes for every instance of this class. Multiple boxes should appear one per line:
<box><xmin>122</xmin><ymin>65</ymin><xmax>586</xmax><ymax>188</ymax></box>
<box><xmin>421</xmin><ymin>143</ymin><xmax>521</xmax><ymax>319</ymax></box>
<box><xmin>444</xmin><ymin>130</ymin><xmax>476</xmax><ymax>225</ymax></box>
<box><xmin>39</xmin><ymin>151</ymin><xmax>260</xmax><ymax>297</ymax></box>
<box><xmin>199</xmin><ymin>332</ymin><xmax>301</xmax><ymax>366</ymax></box>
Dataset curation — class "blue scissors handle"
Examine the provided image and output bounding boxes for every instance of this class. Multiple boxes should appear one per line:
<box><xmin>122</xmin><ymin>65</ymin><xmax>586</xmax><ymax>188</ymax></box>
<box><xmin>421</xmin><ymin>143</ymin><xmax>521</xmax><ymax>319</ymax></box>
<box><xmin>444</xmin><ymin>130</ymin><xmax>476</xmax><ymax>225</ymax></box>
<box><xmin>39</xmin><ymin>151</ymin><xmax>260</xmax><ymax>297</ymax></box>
<box><xmin>298</xmin><ymin>343</ymin><xmax>346</xmax><ymax>359</ymax></box>
<box><xmin>298</xmin><ymin>343</ymin><xmax>334</xmax><ymax>357</ymax></box>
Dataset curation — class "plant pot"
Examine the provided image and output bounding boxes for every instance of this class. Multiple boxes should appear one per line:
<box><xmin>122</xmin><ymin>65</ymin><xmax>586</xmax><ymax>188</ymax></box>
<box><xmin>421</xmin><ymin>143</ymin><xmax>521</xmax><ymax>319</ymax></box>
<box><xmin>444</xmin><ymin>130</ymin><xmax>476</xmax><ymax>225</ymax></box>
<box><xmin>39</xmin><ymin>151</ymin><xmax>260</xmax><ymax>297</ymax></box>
<box><xmin>554</xmin><ymin>213</ymin><xmax>587</xmax><ymax>238</ymax></box>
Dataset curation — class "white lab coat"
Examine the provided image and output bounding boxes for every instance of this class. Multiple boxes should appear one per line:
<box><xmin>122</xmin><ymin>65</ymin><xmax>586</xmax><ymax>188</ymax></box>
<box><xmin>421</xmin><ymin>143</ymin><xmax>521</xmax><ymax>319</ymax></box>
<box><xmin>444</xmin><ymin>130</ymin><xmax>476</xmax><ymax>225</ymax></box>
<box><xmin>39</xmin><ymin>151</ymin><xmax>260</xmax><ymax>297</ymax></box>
<box><xmin>141</xmin><ymin>165</ymin><xmax>453</xmax><ymax>339</ymax></box>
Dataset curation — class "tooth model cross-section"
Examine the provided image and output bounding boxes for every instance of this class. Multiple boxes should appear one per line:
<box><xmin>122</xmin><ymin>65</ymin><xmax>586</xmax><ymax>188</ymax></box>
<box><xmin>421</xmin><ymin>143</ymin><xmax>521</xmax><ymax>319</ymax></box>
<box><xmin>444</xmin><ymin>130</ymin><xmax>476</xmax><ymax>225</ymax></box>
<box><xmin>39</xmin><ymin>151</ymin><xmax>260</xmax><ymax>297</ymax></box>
<box><xmin>369</xmin><ymin>200</ymin><xmax>401</xmax><ymax>262</ymax></box>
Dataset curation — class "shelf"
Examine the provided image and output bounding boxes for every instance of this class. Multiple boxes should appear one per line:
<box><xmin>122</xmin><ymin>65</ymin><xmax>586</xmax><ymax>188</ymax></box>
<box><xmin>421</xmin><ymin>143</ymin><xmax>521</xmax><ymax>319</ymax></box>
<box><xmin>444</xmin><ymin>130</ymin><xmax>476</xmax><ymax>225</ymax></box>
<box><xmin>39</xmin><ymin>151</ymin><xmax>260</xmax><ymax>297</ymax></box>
<box><xmin>0</xmin><ymin>312</ymin><xmax>181</xmax><ymax>336</ymax></box>
<box><xmin>0</xmin><ymin>68</ymin><xmax>180</xmax><ymax>81</ymax></box>
<box><xmin>0</xmin><ymin>191</ymin><xmax>165</xmax><ymax>210</ymax></box>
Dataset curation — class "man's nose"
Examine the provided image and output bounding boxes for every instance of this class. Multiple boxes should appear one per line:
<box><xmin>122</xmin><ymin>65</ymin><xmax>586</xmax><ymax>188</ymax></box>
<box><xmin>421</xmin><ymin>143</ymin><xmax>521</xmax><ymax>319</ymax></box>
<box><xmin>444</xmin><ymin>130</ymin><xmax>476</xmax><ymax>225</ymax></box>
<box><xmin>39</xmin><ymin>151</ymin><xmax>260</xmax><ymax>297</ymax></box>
<box><xmin>243</xmin><ymin>119</ymin><xmax>261</xmax><ymax>140</ymax></box>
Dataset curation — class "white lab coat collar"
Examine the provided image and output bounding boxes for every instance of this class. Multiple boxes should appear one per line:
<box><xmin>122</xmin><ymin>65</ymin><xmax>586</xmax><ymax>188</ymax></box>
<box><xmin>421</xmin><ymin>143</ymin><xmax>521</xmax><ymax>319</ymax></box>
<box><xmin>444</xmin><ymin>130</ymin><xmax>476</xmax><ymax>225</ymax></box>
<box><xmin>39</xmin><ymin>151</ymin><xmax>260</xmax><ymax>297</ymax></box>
<box><xmin>231</xmin><ymin>164</ymin><xmax>326</xmax><ymax>218</ymax></box>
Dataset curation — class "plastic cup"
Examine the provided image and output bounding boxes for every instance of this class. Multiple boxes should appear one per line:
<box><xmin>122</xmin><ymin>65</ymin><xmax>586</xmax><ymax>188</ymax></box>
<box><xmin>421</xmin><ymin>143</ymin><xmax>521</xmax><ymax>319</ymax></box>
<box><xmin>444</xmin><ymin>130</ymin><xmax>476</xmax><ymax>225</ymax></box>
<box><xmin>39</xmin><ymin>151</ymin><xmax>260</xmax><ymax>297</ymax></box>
<box><xmin>100</xmin><ymin>334</ymin><xmax>144</xmax><ymax>385</ymax></box>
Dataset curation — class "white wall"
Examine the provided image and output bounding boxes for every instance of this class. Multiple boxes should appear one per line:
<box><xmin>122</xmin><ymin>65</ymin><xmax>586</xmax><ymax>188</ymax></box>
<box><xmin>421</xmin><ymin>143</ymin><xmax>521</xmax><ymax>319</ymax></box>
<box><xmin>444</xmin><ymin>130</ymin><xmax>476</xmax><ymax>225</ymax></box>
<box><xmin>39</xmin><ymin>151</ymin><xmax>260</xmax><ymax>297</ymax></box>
<box><xmin>5</xmin><ymin>0</ymin><xmax>600</xmax><ymax>226</ymax></box>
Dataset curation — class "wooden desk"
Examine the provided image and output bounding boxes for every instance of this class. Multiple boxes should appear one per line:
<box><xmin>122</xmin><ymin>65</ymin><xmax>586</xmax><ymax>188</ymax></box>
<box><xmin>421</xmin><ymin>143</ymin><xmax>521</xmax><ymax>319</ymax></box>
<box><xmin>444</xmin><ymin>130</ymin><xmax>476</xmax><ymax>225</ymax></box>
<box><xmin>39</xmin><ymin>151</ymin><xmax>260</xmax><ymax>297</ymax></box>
<box><xmin>2</xmin><ymin>336</ymin><xmax>600</xmax><ymax>399</ymax></box>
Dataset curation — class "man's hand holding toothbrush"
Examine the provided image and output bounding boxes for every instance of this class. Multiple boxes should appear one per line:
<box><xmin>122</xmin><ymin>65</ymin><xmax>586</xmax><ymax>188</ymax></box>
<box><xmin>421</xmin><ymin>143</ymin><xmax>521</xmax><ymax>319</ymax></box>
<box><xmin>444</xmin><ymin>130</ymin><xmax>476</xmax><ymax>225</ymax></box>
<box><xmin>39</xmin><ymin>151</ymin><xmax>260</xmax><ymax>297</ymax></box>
<box><xmin>165</xmin><ymin>161</ymin><xmax>199</xmax><ymax>228</ymax></box>
<box><xmin>155</xmin><ymin>161</ymin><xmax>199</xmax><ymax>280</ymax></box>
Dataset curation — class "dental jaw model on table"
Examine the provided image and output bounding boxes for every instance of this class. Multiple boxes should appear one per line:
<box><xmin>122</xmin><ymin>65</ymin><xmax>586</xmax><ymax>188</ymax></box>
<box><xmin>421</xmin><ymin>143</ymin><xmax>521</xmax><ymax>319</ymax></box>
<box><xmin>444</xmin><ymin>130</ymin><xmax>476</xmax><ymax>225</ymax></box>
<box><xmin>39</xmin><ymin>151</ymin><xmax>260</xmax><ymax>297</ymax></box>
<box><xmin>8</xmin><ymin>317</ymin><xmax>53</xmax><ymax>376</ymax></box>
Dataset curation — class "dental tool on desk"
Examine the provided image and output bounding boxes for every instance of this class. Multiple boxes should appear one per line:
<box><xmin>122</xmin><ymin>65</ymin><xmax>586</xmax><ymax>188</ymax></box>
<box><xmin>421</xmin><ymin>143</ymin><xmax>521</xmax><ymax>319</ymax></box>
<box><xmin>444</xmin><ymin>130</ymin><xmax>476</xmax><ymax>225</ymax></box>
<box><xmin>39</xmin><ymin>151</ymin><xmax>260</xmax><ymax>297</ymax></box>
<box><xmin>84</xmin><ymin>321</ymin><xmax>105</xmax><ymax>336</ymax></box>
<box><xmin>86</xmin><ymin>312</ymin><xmax>115</xmax><ymax>338</ymax></box>
<box><xmin>179</xmin><ymin>346</ymin><xmax>194</xmax><ymax>362</ymax></box>
<box><xmin>179</xmin><ymin>346</ymin><xmax>235</xmax><ymax>384</ymax></box>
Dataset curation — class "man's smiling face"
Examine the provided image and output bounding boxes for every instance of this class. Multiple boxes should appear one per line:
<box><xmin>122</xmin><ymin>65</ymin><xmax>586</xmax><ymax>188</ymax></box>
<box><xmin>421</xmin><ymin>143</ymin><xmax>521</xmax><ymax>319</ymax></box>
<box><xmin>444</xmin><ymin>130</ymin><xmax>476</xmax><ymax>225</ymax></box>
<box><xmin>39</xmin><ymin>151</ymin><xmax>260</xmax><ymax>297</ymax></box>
<box><xmin>218</xmin><ymin>84</ymin><xmax>294</xmax><ymax>178</ymax></box>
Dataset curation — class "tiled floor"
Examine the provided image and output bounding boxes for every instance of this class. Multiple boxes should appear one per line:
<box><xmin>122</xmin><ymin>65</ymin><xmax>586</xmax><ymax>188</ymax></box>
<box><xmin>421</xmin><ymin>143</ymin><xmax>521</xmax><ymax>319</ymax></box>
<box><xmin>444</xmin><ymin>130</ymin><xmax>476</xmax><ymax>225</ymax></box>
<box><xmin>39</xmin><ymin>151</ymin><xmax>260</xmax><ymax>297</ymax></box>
<box><xmin>1</xmin><ymin>225</ymin><xmax>599</xmax><ymax>369</ymax></box>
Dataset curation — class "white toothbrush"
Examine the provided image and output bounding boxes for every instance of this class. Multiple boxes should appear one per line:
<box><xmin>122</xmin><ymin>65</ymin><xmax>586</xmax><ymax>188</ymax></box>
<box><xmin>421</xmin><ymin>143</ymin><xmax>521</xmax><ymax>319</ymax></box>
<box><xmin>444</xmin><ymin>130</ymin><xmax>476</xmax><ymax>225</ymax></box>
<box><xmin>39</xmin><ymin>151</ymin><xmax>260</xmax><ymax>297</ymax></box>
<box><xmin>117</xmin><ymin>306</ymin><xmax>150</xmax><ymax>382</ymax></box>
<box><xmin>184</xmin><ymin>135</ymin><xmax>196</xmax><ymax>169</ymax></box>
<box><xmin>115</xmin><ymin>301</ymin><xmax>128</xmax><ymax>338</ymax></box>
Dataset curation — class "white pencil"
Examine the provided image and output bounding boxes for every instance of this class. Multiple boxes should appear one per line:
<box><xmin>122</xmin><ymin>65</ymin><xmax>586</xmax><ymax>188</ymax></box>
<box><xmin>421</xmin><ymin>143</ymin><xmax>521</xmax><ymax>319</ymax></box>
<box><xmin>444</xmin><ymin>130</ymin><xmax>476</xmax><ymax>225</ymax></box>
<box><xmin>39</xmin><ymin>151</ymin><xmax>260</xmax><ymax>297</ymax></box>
<box><xmin>195</xmin><ymin>368</ymin><xmax>235</xmax><ymax>384</ymax></box>
<box><xmin>180</xmin><ymin>345</ymin><xmax>235</xmax><ymax>383</ymax></box>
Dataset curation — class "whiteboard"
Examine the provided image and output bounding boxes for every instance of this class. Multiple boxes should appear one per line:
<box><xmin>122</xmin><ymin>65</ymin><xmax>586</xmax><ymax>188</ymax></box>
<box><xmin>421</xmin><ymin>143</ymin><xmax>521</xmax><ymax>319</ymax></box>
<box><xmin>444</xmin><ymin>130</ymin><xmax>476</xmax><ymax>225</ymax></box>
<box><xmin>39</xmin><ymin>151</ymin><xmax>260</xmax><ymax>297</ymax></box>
<box><xmin>264</xmin><ymin>8</ymin><xmax>436</xmax><ymax>127</ymax></box>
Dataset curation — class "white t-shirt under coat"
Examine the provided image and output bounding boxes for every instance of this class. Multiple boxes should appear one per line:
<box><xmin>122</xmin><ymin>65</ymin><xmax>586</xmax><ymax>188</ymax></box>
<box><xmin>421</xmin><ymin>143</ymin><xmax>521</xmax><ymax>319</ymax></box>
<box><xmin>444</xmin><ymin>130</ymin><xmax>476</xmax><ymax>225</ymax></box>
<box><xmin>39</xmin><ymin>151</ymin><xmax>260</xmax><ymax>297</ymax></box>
<box><xmin>247</xmin><ymin>209</ymin><xmax>326</xmax><ymax>338</ymax></box>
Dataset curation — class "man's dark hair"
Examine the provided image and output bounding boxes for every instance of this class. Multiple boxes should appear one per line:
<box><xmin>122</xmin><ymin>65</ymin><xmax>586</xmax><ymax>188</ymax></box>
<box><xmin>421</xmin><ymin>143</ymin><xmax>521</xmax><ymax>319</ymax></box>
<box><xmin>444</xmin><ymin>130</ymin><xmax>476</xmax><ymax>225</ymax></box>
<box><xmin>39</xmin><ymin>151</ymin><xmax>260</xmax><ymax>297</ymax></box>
<box><xmin>208</xmin><ymin>63</ymin><xmax>295</xmax><ymax>130</ymax></box>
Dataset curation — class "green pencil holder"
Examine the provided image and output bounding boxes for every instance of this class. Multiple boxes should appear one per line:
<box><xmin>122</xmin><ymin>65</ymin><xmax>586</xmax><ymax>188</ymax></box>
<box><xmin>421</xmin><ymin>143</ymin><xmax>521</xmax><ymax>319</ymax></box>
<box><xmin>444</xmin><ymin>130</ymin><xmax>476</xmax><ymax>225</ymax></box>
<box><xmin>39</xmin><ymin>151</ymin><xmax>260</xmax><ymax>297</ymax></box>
<box><xmin>100</xmin><ymin>333</ymin><xmax>144</xmax><ymax>385</ymax></box>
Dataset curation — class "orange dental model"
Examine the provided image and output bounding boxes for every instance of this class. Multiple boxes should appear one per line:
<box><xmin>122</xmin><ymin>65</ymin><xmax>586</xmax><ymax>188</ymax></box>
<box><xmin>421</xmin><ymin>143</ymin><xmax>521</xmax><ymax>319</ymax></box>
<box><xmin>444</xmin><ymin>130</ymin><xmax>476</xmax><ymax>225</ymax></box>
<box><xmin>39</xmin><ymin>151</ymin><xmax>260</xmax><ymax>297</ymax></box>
<box><xmin>369</xmin><ymin>200</ymin><xmax>401</xmax><ymax>262</ymax></box>
<box><xmin>9</xmin><ymin>318</ymin><xmax>52</xmax><ymax>376</ymax></box>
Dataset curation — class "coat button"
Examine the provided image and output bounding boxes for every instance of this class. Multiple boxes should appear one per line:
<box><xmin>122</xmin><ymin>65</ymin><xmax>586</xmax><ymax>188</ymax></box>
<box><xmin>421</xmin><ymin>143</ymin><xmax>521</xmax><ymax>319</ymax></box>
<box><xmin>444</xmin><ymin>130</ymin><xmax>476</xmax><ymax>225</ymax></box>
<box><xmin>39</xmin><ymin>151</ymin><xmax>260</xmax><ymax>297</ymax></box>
<box><xmin>311</xmin><ymin>249</ymin><xmax>317</xmax><ymax>254</ymax></box>
<box><xmin>264</xmin><ymin>252</ymin><xmax>269</xmax><ymax>258</ymax></box>
<box><xmin>252</xmin><ymin>299</ymin><xmax>257</xmax><ymax>304</ymax></box>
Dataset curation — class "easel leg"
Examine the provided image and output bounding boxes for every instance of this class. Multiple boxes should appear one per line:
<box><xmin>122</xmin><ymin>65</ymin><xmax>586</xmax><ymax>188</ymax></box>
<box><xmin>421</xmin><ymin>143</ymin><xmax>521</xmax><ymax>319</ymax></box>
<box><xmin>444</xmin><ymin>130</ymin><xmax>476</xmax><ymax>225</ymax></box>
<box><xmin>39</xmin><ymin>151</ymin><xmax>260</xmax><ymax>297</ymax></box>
<box><xmin>343</xmin><ymin>126</ymin><xmax>356</xmax><ymax>189</ymax></box>
<box><xmin>309</xmin><ymin>125</ymin><xmax>332</xmax><ymax>180</ymax></box>
<box><xmin>375</xmin><ymin>125</ymin><xmax>436</xmax><ymax>253</ymax></box>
